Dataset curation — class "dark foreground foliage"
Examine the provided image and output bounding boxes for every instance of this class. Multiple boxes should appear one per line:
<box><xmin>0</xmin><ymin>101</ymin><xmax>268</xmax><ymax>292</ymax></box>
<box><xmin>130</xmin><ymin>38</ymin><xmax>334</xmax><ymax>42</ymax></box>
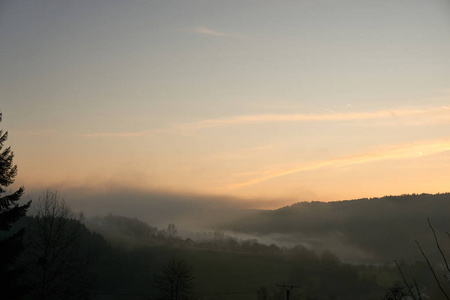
<box><xmin>5</xmin><ymin>209</ymin><xmax>450</xmax><ymax>300</ymax></box>
<box><xmin>0</xmin><ymin>112</ymin><xmax>31</xmax><ymax>299</ymax></box>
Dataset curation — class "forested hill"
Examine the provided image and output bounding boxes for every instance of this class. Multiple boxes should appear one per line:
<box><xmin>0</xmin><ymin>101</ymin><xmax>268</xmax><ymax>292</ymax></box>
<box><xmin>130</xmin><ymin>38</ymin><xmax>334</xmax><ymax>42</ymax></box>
<box><xmin>220</xmin><ymin>193</ymin><xmax>450</xmax><ymax>262</ymax></box>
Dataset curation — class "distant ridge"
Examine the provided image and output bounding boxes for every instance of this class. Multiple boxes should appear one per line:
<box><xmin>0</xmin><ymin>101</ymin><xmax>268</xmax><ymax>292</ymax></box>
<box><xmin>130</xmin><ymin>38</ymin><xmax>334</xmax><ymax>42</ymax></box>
<box><xmin>220</xmin><ymin>193</ymin><xmax>450</xmax><ymax>262</ymax></box>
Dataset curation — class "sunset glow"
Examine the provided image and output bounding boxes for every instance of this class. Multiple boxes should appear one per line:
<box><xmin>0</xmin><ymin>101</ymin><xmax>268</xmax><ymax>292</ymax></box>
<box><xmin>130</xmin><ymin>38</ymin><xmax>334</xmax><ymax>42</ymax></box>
<box><xmin>2</xmin><ymin>0</ymin><xmax>450</xmax><ymax>207</ymax></box>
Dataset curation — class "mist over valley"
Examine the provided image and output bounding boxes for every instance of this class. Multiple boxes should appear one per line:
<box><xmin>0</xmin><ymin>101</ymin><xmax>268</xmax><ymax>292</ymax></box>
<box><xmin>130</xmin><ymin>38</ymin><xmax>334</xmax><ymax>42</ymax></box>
<box><xmin>3</xmin><ymin>0</ymin><xmax>450</xmax><ymax>298</ymax></box>
<box><xmin>25</xmin><ymin>187</ymin><xmax>450</xmax><ymax>264</ymax></box>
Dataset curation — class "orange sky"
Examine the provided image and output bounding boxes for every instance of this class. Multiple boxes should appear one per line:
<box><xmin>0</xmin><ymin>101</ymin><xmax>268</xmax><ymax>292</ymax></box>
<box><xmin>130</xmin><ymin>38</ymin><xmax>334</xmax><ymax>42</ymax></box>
<box><xmin>2</xmin><ymin>0</ymin><xmax>450</xmax><ymax>208</ymax></box>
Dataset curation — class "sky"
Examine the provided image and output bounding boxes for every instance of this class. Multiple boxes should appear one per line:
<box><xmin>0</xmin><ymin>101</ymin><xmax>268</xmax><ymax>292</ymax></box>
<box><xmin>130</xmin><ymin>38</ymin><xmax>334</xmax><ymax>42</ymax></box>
<box><xmin>1</xmin><ymin>0</ymin><xmax>450</xmax><ymax>208</ymax></box>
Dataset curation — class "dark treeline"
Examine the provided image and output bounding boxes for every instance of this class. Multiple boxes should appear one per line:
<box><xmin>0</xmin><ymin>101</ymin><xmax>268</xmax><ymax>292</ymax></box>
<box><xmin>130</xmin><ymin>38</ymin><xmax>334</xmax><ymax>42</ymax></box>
<box><xmin>5</xmin><ymin>203</ymin><xmax>450</xmax><ymax>299</ymax></box>
<box><xmin>220</xmin><ymin>193</ymin><xmax>450</xmax><ymax>262</ymax></box>
<box><xmin>11</xmin><ymin>211</ymin><xmax>179</xmax><ymax>299</ymax></box>
<box><xmin>52</xmin><ymin>213</ymin><xmax>391</xmax><ymax>299</ymax></box>
<box><xmin>5</xmin><ymin>208</ymin><xmax>388</xmax><ymax>299</ymax></box>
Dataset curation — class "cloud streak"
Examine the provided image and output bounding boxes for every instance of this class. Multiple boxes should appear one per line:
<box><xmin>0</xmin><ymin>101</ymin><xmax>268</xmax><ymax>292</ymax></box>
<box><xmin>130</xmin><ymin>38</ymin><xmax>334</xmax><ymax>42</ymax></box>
<box><xmin>17</xmin><ymin>129</ymin><xmax>57</xmax><ymax>136</ymax></box>
<box><xmin>180</xmin><ymin>106</ymin><xmax>450</xmax><ymax>132</ymax></box>
<box><xmin>183</xmin><ymin>26</ymin><xmax>235</xmax><ymax>37</ymax></box>
<box><xmin>226</xmin><ymin>139</ymin><xmax>450</xmax><ymax>190</ymax></box>
<box><xmin>76</xmin><ymin>106</ymin><xmax>450</xmax><ymax>138</ymax></box>
<box><xmin>76</xmin><ymin>128</ymin><xmax>169</xmax><ymax>138</ymax></box>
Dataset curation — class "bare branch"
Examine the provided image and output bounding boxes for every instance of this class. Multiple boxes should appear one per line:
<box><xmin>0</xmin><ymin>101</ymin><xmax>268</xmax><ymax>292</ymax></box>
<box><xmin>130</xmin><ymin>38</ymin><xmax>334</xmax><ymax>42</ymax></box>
<box><xmin>156</xmin><ymin>257</ymin><xmax>195</xmax><ymax>300</ymax></box>
<box><xmin>416</xmin><ymin>240</ymin><xmax>450</xmax><ymax>300</ymax></box>
<box><xmin>27</xmin><ymin>190</ymin><xmax>93</xmax><ymax>300</ymax></box>
<box><xmin>428</xmin><ymin>218</ymin><xmax>450</xmax><ymax>274</ymax></box>
<box><xmin>412</xmin><ymin>278</ymin><xmax>423</xmax><ymax>300</ymax></box>
<box><xmin>394</xmin><ymin>260</ymin><xmax>418</xmax><ymax>300</ymax></box>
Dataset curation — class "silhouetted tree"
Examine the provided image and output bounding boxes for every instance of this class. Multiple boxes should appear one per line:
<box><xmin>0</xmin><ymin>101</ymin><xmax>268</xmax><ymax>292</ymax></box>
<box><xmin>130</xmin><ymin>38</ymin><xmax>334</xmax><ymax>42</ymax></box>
<box><xmin>167</xmin><ymin>223</ymin><xmax>178</xmax><ymax>238</ymax></box>
<box><xmin>156</xmin><ymin>257</ymin><xmax>195</xmax><ymax>300</ymax></box>
<box><xmin>394</xmin><ymin>219</ymin><xmax>450</xmax><ymax>300</ymax></box>
<box><xmin>27</xmin><ymin>190</ymin><xmax>93</xmax><ymax>300</ymax></box>
<box><xmin>383</xmin><ymin>281</ymin><xmax>409</xmax><ymax>300</ymax></box>
<box><xmin>157</xmin><ymin>223</ymin><xmax>178</xmax><ymax>240</ymax></box>
<box><xmin>0</xmin><ymin>112</ymin><xmax>31</xmax><ymax>299</ymax></box>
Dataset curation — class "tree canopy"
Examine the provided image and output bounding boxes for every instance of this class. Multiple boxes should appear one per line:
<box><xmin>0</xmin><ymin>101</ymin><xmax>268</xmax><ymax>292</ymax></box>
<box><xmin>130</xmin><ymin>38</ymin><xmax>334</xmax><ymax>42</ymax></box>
<box><xmin>0</xmin><ymin>112</ymin><xmax>31</xmax><ymax>299</ymax></box>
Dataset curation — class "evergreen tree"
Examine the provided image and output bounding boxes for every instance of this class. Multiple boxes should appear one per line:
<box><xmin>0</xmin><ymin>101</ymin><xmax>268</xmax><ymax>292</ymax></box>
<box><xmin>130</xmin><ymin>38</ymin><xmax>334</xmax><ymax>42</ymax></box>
<box><xmin>0</xmin><ymin>112</ymin><xmax>31</xmax><ymax>299</ymax></box>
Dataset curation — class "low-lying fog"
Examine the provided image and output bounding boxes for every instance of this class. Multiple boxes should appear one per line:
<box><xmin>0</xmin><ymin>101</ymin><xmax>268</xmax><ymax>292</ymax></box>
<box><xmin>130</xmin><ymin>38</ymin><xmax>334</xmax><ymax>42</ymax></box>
<box><xmin>22</xmin><ymin>187</ymin><xmax>368</xmax><ymax>259</ymax></box>
<box><xmin>23</xmin><ymin>186</ymin><xmax>251</xmax><ymax>230</ymax></box>
<box><xmin>21</xmin><ymin>187</ymin><xmax>450</xmax><ymax>263</ymax></box>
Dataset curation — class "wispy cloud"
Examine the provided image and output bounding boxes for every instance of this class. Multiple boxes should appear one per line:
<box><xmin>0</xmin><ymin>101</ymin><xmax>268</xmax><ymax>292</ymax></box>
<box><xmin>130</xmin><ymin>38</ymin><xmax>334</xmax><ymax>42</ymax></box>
<box><xmin>16</xmin><ymin>129</ymin><xmax>57</xmax><ymax>136</ymax></box>
<box><xmin>76</xmin><ymin>106</ymin><xmax>450</xmax><ymax>138</ymax></box>
<box><xmin>77</xmin><ymin>128</ymin><xmax>167</xmax><ymax>138</ymax></box>
<box><xmin>79</xmin><ymin>132</ymin><xmax>145</xmax><ymax>138</ymax></box>
<box><xmin>226</xmin><ymin>139</ymin><xmax>450</xmax><ymax>190</ymax></box>
<box><xmin>321</xmin><ymin>108</ymin><xmax>337</xmax><ymax>114</ymax></box>
<box><xmin>183</xmin><ymin>26</ymin><xmax>236</xmax><ymax>37</ymax></box>
<box><xmin>179</xmin><ymin>106</ymin><xmax>450</xmax><ymax>132</ymax></box>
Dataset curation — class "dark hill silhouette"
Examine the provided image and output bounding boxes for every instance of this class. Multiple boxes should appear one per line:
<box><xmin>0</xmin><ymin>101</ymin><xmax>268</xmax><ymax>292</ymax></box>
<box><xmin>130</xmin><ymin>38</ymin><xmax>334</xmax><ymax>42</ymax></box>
<box><xmin>219</xmin><ymin>193</ymin><xmax>450</xmax><ymax>262</ymax></box>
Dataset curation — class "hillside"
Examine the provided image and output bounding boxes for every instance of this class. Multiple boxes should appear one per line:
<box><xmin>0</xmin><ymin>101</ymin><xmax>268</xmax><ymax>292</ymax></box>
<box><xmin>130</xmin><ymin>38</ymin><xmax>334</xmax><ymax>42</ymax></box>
<box><xmin>219</xmin><ymin>193</ymin><xmax>450</xmax><ymax>262</ymax></box>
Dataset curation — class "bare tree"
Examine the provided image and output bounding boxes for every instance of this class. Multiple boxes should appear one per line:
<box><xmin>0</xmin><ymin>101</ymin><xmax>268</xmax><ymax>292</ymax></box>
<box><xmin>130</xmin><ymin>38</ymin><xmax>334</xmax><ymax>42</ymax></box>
<box><xmin>27</xmin><ymin>190</ymin><xmax>93</xmax><ymax>300</ymax></box>
<box><xmin>167</xmin><ymin>223</ymin><xmax>178</xmax><ymax>238</ymax></box>
<box><xmin>156</xmin><ymin>257</ymin><xmax>195</xmax><ymax>300</ymax></box>
<box><xmin>383</xmin><ymin>281</ymin><xmax>409</xmax><ymax>300</ymax></box>
<box><xmin>394</xmin><ymin>218</ymin><xmax>450</xmax><ymax>300</ymax></box>
<box><xmin>413</xmin><ymin>219</ymin><xmax>450</xmax><ymax>300</ymax></box>
<box><xmin>157</xmin><ymin>223</ymin><xmax>178</xmax><ymax>240</ymax></box>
